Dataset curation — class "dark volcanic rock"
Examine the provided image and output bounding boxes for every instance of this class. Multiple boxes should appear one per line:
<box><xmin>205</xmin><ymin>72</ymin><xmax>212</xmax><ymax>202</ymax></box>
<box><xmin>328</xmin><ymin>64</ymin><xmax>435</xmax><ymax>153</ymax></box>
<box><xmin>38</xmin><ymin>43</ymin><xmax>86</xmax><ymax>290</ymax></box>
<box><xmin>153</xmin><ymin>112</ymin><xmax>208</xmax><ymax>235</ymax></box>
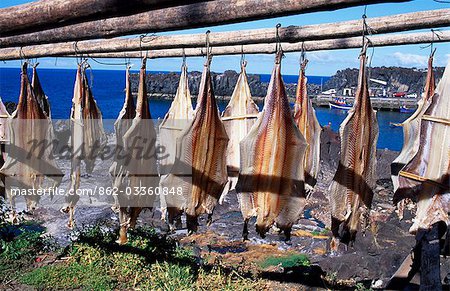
<box><xmin>130</xmin><ymin>70</ymin><xmax>320</xmax><ymax>101</ymax></box>
<box><xmin>324</xmin><ymin>66</ymin><xmax>445</xmax><ymax>96</ymax></box>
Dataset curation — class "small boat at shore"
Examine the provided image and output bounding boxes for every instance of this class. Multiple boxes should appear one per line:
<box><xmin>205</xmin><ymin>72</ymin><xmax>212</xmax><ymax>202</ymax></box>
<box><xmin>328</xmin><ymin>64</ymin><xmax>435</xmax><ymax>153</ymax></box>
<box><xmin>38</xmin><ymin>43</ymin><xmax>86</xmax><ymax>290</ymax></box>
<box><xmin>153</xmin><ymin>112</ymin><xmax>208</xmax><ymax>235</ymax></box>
<box><xmin>329</xmin><ymin>98</ymin><xmax>352</xmax><ymax>110</ymax></box>
<box><xmin>399</xmin><ymin>105</ymin><xmax>416</xmax><ymax>113</ymax></box>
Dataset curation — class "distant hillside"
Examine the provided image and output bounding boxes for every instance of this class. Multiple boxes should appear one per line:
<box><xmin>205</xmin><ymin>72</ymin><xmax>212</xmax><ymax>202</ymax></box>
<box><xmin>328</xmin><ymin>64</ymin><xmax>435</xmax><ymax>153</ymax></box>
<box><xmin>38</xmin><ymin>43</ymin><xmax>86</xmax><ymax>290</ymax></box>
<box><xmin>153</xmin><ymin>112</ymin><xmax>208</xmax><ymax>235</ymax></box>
<box><xmin>323</xmin><ymin>66</ymin><xmax>444</xmax><ymax>95</ymax></box>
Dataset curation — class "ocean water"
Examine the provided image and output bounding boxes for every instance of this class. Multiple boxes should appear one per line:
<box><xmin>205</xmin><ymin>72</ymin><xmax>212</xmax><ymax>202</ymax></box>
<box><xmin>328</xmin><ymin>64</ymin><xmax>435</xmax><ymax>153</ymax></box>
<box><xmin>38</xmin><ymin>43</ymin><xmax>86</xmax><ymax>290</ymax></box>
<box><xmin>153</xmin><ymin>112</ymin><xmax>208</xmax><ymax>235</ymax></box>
<box><xmin>0</xmin><ymin>67</ymin><xmax>409</xmax><ymax>151</ymax></box>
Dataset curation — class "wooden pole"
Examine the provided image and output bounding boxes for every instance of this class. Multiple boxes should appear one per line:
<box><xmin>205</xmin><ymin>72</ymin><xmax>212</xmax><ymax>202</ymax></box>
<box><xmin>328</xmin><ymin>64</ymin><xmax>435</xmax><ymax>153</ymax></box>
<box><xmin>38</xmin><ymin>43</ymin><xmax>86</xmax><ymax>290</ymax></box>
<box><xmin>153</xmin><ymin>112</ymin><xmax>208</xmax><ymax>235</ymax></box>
<box><xmin>0</xmin><ymin>8</ymin><xmax>448</xmax><ymax>58</ymax></box>
<box><xmin>0</xmin><ymin>0</ymin><xmax>411</xmax><ymax>48</ymax></box>
<box><xmin>0</xmin><ymin>0</ymin><xmax>198</xmax><ymax>37</ymax></box>
<box><xmin>3</xmin><ymin>31</ymin><xmax>447</xmax><ymax>61</ymax></box>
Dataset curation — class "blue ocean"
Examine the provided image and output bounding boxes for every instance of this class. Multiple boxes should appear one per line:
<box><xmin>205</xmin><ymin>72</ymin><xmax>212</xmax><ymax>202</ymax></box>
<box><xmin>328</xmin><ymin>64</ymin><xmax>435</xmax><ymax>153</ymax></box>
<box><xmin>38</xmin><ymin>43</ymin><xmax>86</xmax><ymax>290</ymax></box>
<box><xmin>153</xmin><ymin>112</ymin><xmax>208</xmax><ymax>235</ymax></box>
<box><xmin>0</xmin><ymin>67</ymin><xmax>410</xmax><ymax>151</ymax></box>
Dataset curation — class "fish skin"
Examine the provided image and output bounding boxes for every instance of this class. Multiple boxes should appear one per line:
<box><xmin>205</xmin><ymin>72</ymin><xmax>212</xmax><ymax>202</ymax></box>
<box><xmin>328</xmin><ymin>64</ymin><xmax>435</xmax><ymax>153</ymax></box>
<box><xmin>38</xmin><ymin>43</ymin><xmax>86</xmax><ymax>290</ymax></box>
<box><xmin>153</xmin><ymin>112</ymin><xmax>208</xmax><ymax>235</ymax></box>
<box><xmin>329</xmin><ymin>48</ymin><xmax>379</xmax><ymax>248</ymax></box>
<box><xmin>293</xmin><ymin>59</ymin><xmax>321</xmax><ymax>192</ymax></box>
<box><xmin>159</xmin><ymin>62</ymin><xmax>194</xmax><ymax>226</ymax></box>
<box><xmin>160</xmin><ymin>57</ymin><xmax>229</xmax><ymax>232</ymax></box>
<box><xmin>221</xmin><ymin>61</ymin><xmax>259</xmax><ymax>192</ymax></box>
<box><xmin>236</xmin><ymin>52</ymin><xmax>307</xmax><ymax>239</ymax></box>
<box><xmin>118</xmin><ymin>58</ymin><xmax>159</xmax><ymax>244</ymax></box>
<box><xmin>64</xmin><ymin>63</ymin><xmax>106</xmax><ymax>228</ymax></box>
<box><xmin>109</xmin><ymin>66</ymin><xmax>136</xmax><ymax>212</ymax></box>
<box><xmin>0</xmin><ymin>62</ymin><xmax>62</xmax><ymax>217</ymax></box>
<box><xmin>391</xmin><ymin>56</ymin><xmax>435</xmax><ymax>194</ymax></box>
<box><xmin>31</xmin><ymin>64</ymin><xmax>52</xmax><ymax>118</ymax></box>
<box><xmin>395</xmin><ymin>60</ymin><xmax>450</xmax><ymax>234</ymax></box>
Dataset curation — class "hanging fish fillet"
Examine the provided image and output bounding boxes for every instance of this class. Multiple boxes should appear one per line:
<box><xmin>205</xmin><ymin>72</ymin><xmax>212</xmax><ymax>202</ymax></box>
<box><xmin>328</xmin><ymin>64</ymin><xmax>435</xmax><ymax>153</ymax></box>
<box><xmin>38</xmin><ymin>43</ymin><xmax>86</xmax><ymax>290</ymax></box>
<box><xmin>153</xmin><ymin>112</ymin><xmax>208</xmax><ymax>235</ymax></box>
<box><xmin>394</xmin><ymin>60</ymin><xmax>450</xmax><ymax>234</ymax></box>
<box><xmin>329</xmin><ymin>46</ymin><xmax>379</xmax><ymax>249</ymax></box>
<box><xmin>31</xmin><ymin>63</ymin><xmax>52</xmax><ymax>118</ymax></box>
<box><xmin>293</xmin><ymin>59</ymin><xmax>321</xmax><ymax>192</ymax></box>
<box><xmin>236</xmin><ymin>52</ymin><xmax>307</xmax><ymax>240</ymax></box>
<box><xmin>221</xmin><ymin>61</ymin><xmax>259</xmax><ymax>194</ymax></box>
<box><xmin>160</xmin><ymin>56</ymin><xmax>229</xmax><ymax>233</ymax></box>
<box><xmin>159</xmin><ymin>61</ymin><xmax>194</xmax><ymax>225</ymax></box>
<box><xmin>0</xmin><ymin>63</ymin><xmax>62</xmax><ymax>219</ymax></box>
<box><xmin>109</xmin><ymin>66</ymin><xmax>136</xmax><ymax>212</ymax></box>
<box><xmin>391</xmin><ymin>54</ymin><xmax>435</xmax><ymax>194</ymax></box>
<box><xmin>63</xmin><ymin>63</ymin><xmax>106</xmax><ymax>228</ymax></box>
<box><xmin>118</xmin><ymin>58</ymin><xmax>160</xmax><ymax>244</ymax></box>
<box><xmin>0</xmin><ymin>97</ymin><xmax>10</xmax><ymax>199</ymax></box>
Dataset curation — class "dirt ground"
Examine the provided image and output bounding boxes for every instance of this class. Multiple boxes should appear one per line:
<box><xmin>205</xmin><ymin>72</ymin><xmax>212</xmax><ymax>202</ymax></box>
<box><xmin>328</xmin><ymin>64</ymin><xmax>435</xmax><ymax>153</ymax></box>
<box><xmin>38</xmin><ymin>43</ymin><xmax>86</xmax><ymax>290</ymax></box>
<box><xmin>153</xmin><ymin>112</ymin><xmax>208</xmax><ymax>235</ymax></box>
<box><xmin>10</xmin><ymin>127</ymin><xmax>450</xmax><ymax>289</ymax></box>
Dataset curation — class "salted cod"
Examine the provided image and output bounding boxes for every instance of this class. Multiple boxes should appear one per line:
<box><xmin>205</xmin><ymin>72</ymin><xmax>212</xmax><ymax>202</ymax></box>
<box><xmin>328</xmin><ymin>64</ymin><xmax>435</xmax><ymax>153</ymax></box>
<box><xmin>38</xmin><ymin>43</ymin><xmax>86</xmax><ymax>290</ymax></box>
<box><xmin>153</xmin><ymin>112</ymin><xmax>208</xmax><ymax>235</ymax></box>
<box><xmin>0</xmin><ymin>62</ymin><xmax>62</xmax><ymax>221</ymax></box>
<box><xmin>109</xmin><ymin>66</ymin><xmax>136</xmax><ymax>212</ymax></box>
<box><xmin>158</xmin><ymin>61</ymin><xmax>194</xmax><ymax>226</ymax></box>
<box><xmin>236</xmin><ymin>51</ymin><xmax>307</xmax><ymax>240</ymax></box>
<box><xmin>63</xmin><ymin>63</ymin><xmax>106</xmax><ymax>229</ymax></box>
<box><xmin>117</xmin><ymin>58</ymin><xmax>160</xmax><ymax>244</ymax></box>
<box><xmin>329</xmin><ymin>47</ymin><xmax>379</xmax><ymax>249</ymax></box>
<box><xmin>221</xmin><ymin>61</ymin><xmax>259</xmax><ymax>195</ymax></box>
<box><xmin>31</xmin><ymin>63</ymin><xmax>52</xmax><ymax>118</ymax></box>
<box><xmin>391</xmin><ymin>54</ymin><xmax>435</xmax><ymax>193</ymax></box>
<box><xmin>394</xmin><ymin>60</ymin><xmax>450</xmax><ymax>234</ymax></box>
<box><xmin>160</xmin><ymin>56</ymin><xmax>229</xmax><ymax>233</ymax></box>
<box><xmin>0</xmin><ymin>97</ymin><xmax>10</xmax><ymax>198</ymax></box>
<box><xmin>293</xmin><ymin>59</ymin><xmax>321</xmax><ymax>192</ymax></box>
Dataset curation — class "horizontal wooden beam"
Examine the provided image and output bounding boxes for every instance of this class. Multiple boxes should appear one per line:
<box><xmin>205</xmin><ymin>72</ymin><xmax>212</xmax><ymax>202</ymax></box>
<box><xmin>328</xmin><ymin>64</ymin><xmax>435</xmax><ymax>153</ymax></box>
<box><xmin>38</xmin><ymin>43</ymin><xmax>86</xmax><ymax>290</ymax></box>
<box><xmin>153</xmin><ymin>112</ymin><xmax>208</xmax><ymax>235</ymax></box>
<box><xmin>0</xmin><ymin>8</ymin><xmax>447</xmax><ymax>60</ymax></box>
<box><xmin>0</xmin><ymin>0</ymin><xmax>410</xmax><ymax>48</ymax></box>
<box><xmin>60</xmin><ymin>31</ymin><xmax>450</xmax><ymax>59</ymax></box>
<box><xmin>0</xmin><ymin>0</ymin><xmax>199</xmax><ymax>37</ymax></box>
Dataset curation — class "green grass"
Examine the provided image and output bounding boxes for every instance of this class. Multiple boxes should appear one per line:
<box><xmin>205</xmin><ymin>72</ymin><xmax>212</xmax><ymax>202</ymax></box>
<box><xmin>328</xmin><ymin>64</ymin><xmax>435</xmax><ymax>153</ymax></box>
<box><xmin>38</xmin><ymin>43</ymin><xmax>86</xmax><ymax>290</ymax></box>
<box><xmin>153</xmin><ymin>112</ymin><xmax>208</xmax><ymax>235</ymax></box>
<box><xmin>259</xmin><ymin>253</ymin><xmax>310</xmax><ymax>269</ymax></box>
<box><xmin>18</xmin><ymin>224</ymin><xmax>261</xmax><ymax>290</ymax></box>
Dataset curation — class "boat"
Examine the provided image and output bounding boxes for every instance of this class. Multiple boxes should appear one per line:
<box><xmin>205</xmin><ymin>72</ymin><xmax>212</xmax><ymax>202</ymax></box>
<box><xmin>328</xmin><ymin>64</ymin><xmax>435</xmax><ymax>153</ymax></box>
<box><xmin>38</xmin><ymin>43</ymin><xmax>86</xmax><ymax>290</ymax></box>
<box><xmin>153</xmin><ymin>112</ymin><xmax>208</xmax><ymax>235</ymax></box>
<box><xmin>399</xmin><ymin>105</ymin><xmax>416</xmax><ymax>113</ymax></box>
<box><xmin>329</xmin><ymin>97</ymin><xmax>352</xmax><ymax>110</ymax></box>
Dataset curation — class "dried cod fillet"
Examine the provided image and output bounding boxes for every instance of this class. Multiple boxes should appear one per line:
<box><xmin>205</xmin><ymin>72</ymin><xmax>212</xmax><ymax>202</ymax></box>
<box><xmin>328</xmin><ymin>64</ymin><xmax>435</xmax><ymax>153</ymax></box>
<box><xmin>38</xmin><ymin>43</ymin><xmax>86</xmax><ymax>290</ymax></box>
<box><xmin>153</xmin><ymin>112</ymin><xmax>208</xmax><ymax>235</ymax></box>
<box><xmin>31</xmin><ymin>63</ymin><xmax>52</xmax><ymax>118</ymax></box>
<box><xmin>0</xmin><ymin>97</ymin><xmax>10</xmax><ymax>198</ymax></box>
<box><xmin>63</xmin><ymin>63</ymin><xmax>106</xmax><ymax>228</ymax></box>
<box><xmin>395</xmin><ymin>60</ymin><xmax>450</xmax><ymax>234</ymax></box>
<box><xmin>329</xmin><ymin>47</ymin><xmax>379</xmax><ymax>249</ymax></box>
<box><xmin>160</xmin><ymin>56</ymin><xmax>229</xmax><ymax>233</ymax></box>
<box><xmin>0</xmin><ymin>63</ymin><xmax>62</xmax><ymax>219</ymax></box>
<box><xmin>236</xmin><ymin>52</ymin><xmax>307</xmax><ymax>240</ymax></box>
<box><xmin>109</xmin><ymin>66</ymin><xmax>136</xmax><ymax>212</ymax></box>
<box><xmin>159</xmin><ymin>62</ymin><xmax>194</xmax><ymax>225</ymax></box>
<box><xmin>293</xmin><ymin>59</ymin><xmax>321</xmax><ymax>192</ymax></box>
<box><xmin>391</xmin><ymin>55</ymin><xmax>435</xmax><ymax>194</ymax></box>
<box><xmin>221</xmin><ymin>61</ymin><xmax>259</xmax><ymax>194</ymax></box>
<box><xmin>118</xmin><ymin>58</ymin><xmax>160</xmax><ymax>244</ymax></box>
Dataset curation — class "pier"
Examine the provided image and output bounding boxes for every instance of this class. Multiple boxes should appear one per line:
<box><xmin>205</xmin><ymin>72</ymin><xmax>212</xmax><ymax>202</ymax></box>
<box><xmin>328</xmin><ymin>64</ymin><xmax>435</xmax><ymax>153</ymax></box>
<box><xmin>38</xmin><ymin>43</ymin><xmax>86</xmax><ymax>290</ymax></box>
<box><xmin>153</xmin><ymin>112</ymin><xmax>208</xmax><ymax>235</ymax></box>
<box><xmin>312</xmin><ymin>95</ymin><xmax>418</xmax><ymax>111</ymax></box>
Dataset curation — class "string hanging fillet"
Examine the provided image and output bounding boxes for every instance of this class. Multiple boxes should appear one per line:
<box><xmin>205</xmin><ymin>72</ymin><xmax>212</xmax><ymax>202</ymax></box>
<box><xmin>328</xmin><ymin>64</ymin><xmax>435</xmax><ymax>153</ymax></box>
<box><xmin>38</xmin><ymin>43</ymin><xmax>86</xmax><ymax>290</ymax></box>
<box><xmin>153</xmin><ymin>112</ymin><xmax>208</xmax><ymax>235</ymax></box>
<box><xmin>391</xmin><ymin>54</ymin><xmax>436</xmax><ymax>218</ymax></box>
<box><xmin>158</xmin><ymin>61</ymin><xmax>194</xmax><ymax>227</ymax></box>
<box><xmin>117</xmin><ymin>58</ymin><xmax>160</xmax><ymax>244</ymax></box>
<box><xmin>0</xmin><ymin>62</ymin><xmax>63</xmax><ymax>222</ymax></box>
<box><xmin>328</xmin><ymin>46</ymin><xmax>379</xmax><ymax>250</ymax></box>
<box><xmin>160</xmin><ymin>56</ymin><xmax>229</xmax><ymax>233</ymax></box>
<box><xmin>236</xmin><ymin>51</ymin><xmax>307</xmax><ymax>240</ymax></box>
<box><xmin>62</xmin><ymin>63</ymin><xmax>106</xmax><ymax>229</ymax></box>
<box><xmin>293</xmin><ymin>59</ymin><xmax>321</xmax><ymax>192</ymax></box>
<box><xmin>221</xmin><ymin>61</ymin><xmax>259</xmax><ymax>193</ymax></box>
<box><xmin>395</xmin><ymin>60</ymin><xmax>450</xmax><ymax>234</ymax></box>
<box><xmin>109</xmin><ymin>66</ymin><xmax>136</xmax><ymax>212</ymax></box>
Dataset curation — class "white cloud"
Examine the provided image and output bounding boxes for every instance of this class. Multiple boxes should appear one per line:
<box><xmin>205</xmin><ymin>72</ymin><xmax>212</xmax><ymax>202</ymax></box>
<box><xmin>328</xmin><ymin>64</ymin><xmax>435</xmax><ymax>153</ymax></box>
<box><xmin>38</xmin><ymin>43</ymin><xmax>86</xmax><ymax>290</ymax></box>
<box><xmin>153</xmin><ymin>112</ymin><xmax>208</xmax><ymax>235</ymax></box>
<box><xmin>391</xmin><ymin>52</ymin><xmax>428</xmax><ymax>67</ymax></box>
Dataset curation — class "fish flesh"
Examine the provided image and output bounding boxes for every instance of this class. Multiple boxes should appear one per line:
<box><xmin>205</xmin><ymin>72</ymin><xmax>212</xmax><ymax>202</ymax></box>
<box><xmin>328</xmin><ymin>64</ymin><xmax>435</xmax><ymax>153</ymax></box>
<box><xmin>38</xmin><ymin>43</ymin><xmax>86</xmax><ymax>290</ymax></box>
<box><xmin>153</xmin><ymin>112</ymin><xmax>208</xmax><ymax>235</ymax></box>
<box><xmin>395</xmin><ymin>60</ymin><xmax>450</xmax><ymax>234</ymax></box>
<box><xmin>118</xmin><ymin>58</ymin><xmax>160</xmax><ymax>244</ymax></box>
<box><xmin>221</xmin><ymin>61</ymin><xmax>259</xmax><ymax>194</ymax></box>
<box><xmin>109</xmin><ymin>66</ymin><xmax>136</xmax><ymax>212</ymax></box>
<box><xmin>31</xmin><ymin>63</ymin><xmax>52</xmax><ymax>118</ymax></box>
<box><xmin>391</xmin><ymin>55</ymin><xmax>435</xmax><ymax>219</ymax></box>
<box><xmin>63</xmin><ymin>62</ymin><xmax>106</xmax><ymax>228</ymax></box>
<box><xmin>329</xmin><ymin>47</ymin><xmax>379</xmax><ymax>249</ymax></box>
<box><xmin>391</xmin><ymin>54</ymin><xmax>435</xmax><ymax>194</ymax></box>
<box><xmin>158</xmin><ymin>61</ymin><xmax>194</xmax><ymax>226</ymax></box>
<box><xmin>160</xmin><ymin>56</ymin><xmax>229</xmax><ymax>233</ymax></box>
<box><xmin>0</xmin><ymin>62</ymin><xmax>62</xmax><ymax>221</ymax></box>
<box><xmin>293</xmin><ymin>59</ymin><xmax>321</xmax><ymax>192</ymax></box>
<box><xmin>236</xmin><ymin>52</ymin><xmax>307</xmax><ymax>240</ymax></box>
<box><xmin>0</xmin><ymin>97</ymin><xmax>10</xmax><ymax>199</ymax></box>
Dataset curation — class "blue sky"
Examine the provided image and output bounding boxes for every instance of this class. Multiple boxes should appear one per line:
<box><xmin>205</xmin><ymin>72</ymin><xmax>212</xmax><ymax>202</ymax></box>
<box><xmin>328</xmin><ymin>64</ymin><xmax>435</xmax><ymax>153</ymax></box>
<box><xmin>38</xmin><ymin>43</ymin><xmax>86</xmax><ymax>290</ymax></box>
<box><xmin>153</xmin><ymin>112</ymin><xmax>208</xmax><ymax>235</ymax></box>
<box><xmin>1</xmin><ymin>0</ymin><xmax>449</xmax><ymax>76</ymax></box>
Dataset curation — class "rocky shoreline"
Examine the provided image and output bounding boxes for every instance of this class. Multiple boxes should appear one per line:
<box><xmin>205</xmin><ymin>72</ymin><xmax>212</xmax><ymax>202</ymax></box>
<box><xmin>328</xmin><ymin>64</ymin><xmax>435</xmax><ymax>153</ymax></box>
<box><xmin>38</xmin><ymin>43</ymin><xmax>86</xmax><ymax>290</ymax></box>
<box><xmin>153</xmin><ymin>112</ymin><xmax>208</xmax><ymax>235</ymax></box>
<box><xmin>10</xmin><ymin>125</ymin><xmax>448</xmax><ymax>289</ymax></box>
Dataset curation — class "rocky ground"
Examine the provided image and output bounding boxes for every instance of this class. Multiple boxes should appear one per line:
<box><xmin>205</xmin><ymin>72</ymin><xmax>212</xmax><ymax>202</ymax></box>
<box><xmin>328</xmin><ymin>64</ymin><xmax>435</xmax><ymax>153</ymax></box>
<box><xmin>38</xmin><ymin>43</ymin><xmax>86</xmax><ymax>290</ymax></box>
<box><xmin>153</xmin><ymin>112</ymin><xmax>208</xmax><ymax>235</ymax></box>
<box><xmin>9</xmin><ymin>127</ymin><xmax>450</xmax><ymax>289</ymax></box>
